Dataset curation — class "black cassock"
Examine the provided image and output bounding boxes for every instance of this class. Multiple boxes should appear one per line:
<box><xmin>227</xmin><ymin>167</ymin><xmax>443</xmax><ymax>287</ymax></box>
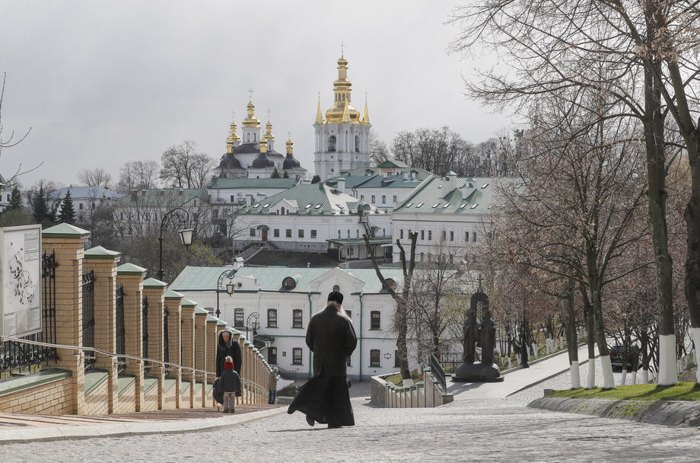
<box><xmin>288</xmin><ymin>305</ymin><xmax>357</xmax><ymax>426</ymax></box>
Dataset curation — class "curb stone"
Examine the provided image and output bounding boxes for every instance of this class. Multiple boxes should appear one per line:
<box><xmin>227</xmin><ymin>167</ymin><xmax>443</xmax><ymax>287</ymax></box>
<box><xmin>0</xmin><ymin>407</ymin><xmax>287</xmax><ymax>445</ymax></box>
<box><xmin>529</xmin><ymin>397</ymin><xmax>700</xmax><ymax>427</ymax></box>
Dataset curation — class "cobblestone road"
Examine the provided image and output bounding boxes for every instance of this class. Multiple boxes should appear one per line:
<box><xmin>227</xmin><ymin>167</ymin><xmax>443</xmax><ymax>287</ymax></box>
<box><xmin>4</xmin><ymin>390</ymin><xmax>700</xmax><ymax>462</ymax></box>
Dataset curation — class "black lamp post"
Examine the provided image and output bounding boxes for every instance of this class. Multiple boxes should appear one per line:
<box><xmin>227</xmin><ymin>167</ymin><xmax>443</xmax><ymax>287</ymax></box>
<box><xmin>215</xmin><ymin>257</ymin><xmax>244</xmax><ymax>318</ymax></box>
<box><xmin>246</xmin><ymin>312</ymin><xmax>260</xmax><ymax>342</ymax></box>
<box><xmin>158</xmin><ymin>207</ymin><xmax>193</xmax><ymax>282</ymax></box>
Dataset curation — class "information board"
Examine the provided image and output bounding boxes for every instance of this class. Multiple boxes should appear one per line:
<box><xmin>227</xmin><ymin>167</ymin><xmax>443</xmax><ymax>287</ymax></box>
<box><xmin>0</xmin><ymin>224</ymin><xmax>42</xmax><ymax>340</ymax></box>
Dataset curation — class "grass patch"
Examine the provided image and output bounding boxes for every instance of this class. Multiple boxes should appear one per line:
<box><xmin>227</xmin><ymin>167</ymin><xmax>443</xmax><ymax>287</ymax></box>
<box><xmin>550</xmin><ymin>382</ymin><xmax>700</xmax><ymax>401</ymax></box>
<box><xmin>384</xmin><ymin>370</ymin><xmax>423</xmax><ymax>386</ymax></box>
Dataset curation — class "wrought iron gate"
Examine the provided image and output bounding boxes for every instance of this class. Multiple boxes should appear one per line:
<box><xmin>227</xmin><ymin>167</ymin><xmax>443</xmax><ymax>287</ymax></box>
<box><xmin>81</xmin><ymin>270</ymin><xmax>95</xmax><ymax>371</ymax></box>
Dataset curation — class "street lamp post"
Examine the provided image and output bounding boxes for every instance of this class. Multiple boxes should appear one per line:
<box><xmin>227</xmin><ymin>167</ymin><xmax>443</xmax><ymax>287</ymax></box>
<box><xmin>215</xmin><ymin>257</ymin><xmax>244</xmax><ymax>319</ymax></box>
<box><xmin>246</xmin><ymin>312</ymin><xmax>260</xmax><ymax>343</ymax></box>
<box><xmin>158</xmin><ymin>207</ymin><xmax>194</xmax><ymax>282</ymax></box>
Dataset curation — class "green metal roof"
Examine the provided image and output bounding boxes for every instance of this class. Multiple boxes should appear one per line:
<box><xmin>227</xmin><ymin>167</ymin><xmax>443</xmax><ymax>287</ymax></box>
<box><xmin>194</xmin><ymin>306</ymin><xmax>209</xmax><ymax>315</ymax></box>
<box><xmin>143</xmin><ymin>277</ymin><xmax>168</xmax><ymax>288</ymax></box>
<box><xmin>241</xmin><ymin>182</ymin><xmax>382</xmax><ymax>216</ymax></box>
<box><xmin>207</xmin><ymin>177</ymin><xmax>299</xmax><ymax>189</ymax></box>
<box><xmin>117</xmin><ymin>263</ymin><xmax>147</xmax><ymax>275</ymax></box>
<box><xmin>42</xmin><ymin>223</ymin><xmax>90</xmax><ymax>238</ymax></box>
<box><xmin>180</xmin><ymin>297</ymin><xmax>197</xmax><ymax>307</ymax></box>
<box><xmin>164</xmin><ymin>289</ymin><xmax>184</xmax><ymax>299</ymax></box>
<box><xmin>84</xmin><ymin>246</ymin><xmax>121</xmax><ymax>259</ymax></box>
<box><xmin>394</xmin><ymin>176</ymin><xmax>504</xmax><ymax>215</ymax></box>
<box><xmin>171</xmin><ymin>265</ymin><xmax>404</xmax><ymax>294</ymax></box>
<box><xmin>114</xmin><ymin>188</ymin><xmax>208</xmax><ymax>206</ymax></box>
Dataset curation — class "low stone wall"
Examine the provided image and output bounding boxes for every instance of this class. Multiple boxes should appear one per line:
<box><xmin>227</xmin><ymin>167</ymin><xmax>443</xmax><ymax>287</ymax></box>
<box><xmin>0</xmin><ymin>369</ymin><xmax>73</xmax><ymax>415</ymax></box>
<box><xmin>370</xmin><ymin>371</ymin><xmax>453</xmax><ymax>408</ymax></box>
<box><xmin>529</xmin><ymin>397</ymin><xmax>700</xmax><ymax>427</ymax></box>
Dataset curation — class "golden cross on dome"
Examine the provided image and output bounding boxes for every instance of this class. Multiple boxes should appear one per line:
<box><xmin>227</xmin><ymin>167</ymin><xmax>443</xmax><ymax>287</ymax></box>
<box><xmin>248</xmin><ymin>87</ymin><xmax>254</xmax><ymax>100</ymax></box>
<box><xmin>341</xmin><ymin>41</ymin><xmax>344</xmax><ymax>57</ymax></box>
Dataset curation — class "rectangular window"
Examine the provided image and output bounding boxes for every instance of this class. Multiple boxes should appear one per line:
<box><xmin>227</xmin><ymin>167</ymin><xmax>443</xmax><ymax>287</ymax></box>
<box><xmin>360</xmin><ymin>195</ymin><xmax>365</xmax><ymax>201</ymax></box>
<box><xmin>292</xmin><ymin>309</ymin><xmax>303</xmax><ymax>328</ymax></box>
<box><xmin>442</xmin><ymin>230</ymin><xmax>446</xmax><ymax>241</ymax></box>
<box><xmin>338</xmin><ymin>230</ymin><xmax>341</xmax><ymax>239</ymax></box>
<box><xmin>298</xmin><ymin>229</ymin><xmax>304</xmax><ymax>238</ymax></box>
<box><xmin>473</xmin><ymin>232</ymin><xmax>477</xmax><ymax>242</ymax></box>
<box><xmin>420</xmin><ymin>230</ymin><xmax>425</xmax><ymax>241</ymax></box>
<box><xmin>428</xmin><ymin>230</ymin><xmax>432</xmax><ymax>240</ymax></box>
<box><xmin>79</xmin><ymin>203</ymin><xmax>84</xmax><ymax>210</ymax></box>
<box><xmin>234</xmin><ymin>308</ymin><xmax>244</xmax><ymax>328</ymax></box>
<box><xmin>371</xmin><ymin>195</ymin><xmax>376</xmax><ymax>203</ymax></box>
<box><xmin>371</xmin><ymin>311</ymin><xmax>381</xmax><ymax>330</ymax></box>
<box><xmin>394</xmin><ymin>350</ymin><xmax>400</xmax><ymax>368</ymax></box>
<box><xmin>230</xmin><ymin>195</ymin><xmax>235</xmax><ymax>202</ymax></box>
<box><xmin>267</xmin><ymin>309</ymin><xmax>277</xmax><ymax>328</ymax></box>
<box><xmin>311</xmin><ymin>229</ymin><xmax>317</xmax><ymax>239</ymax></box>
<box><xmin>393</xmin><ymin>195</ymin><xmax>397</xmax><ymax>203</ymax></box>
<box><xmin>370</xmin><ymin>349</ymin><xmax>381</xmax><ymax>367</ymax></box>
<box><xmin>465</xmin><ymin>231</ymin><xmax>470</xmax><ymax>242</ymax></box>
<box><xmin>274</xmin><ymin>229</ymin><xmax>280</xmax><ymax>238</ymax></box>
<box><xmin>268</xmin><ymin>347</ymin><xmax>278</xmax><ymax>365</ymax></box>
<box><xmin>292</xmin><ymin>348</ymin><xmax>303</xmax><ymax>365</ymax></box>
<box><xmin>400</xmin><ymin>229</ymin><xmax>404</xmax><ymax>239</ymax></box>
<box><xmin>286</xmin><ymin>229</ymin><xmax>292</xmax><ymax>238</ymax></box>
<box><xmin>450</xmin><ymin>231</ymin><xmax>454</xmax><ymax>242</ymax></box>
<box><xmin>381</xmin><ymin>195</ymin><xmax>386</xmax><ymax>204</ymax></box>
<box><xmin>249</xmin><ymin>228</ymin><xmax>256</xmax><ymax>237</ymax></box>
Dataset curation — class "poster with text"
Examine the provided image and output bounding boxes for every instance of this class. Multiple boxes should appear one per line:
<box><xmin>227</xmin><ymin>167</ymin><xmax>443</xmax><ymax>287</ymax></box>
<box><xmin>0</xmin><ymin>225</ymin><xmax>42</xmax><ymax>340</ymax></box>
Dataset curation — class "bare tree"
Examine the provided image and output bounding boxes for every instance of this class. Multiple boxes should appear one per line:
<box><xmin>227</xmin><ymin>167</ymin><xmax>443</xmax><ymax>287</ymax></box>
<box><xmin>368</xmin><ymin>133</ymin><xmax>391</xmax><ymax>165</ymax></box>
<box><xmin>365</xmin><ymin>232</ymin><xmax>417</xmax><ymax>383</ymax></box>
<box><xmin>160</xmin><ymin>140</ymin><xmax>215</xmax><ymax>189</ymax></box>
<box><xmin>451</xmin><ymin>0</ymin><xmax>700</xmax><ymax>384</ymax></box>
<box><xmin>391</xmin><ymin>127</ymin><xmax>479</xmax><ymax>176</ymax></box>
<box><xmin>117</xmin><ymin>160</ymin><xmax>161</xmax><ymax>192</ymax></box>
<box><xmin>77</xmin><ymin>168</ymin><xmax>112</xmax><ymax>189</ymax></box>
<box><xmin>0</xmin><ymin>73</ymin><xmax>38</xmax><ymax>183</ymax></box>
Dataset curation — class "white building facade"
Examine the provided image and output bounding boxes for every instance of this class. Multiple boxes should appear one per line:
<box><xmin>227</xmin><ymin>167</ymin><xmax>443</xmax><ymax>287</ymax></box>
<box><xmin>171</xmin><ymin>266</ymin><xmax>408</xmax><ymax>380</ymax></box>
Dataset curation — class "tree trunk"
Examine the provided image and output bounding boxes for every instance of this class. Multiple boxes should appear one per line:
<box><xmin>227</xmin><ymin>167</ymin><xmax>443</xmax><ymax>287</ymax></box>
<box><xmin>579</xmin><ymin>283</ymin><xmax>596</xmax><ymax>388</ymax></box>
<box><xmin>566</xmin><ymin>278</ymin><xmax>580</xmax><ymax>388</ymax></box>
<box><xmin>643</xmin><ymin>61</ymin><xmax>677</xmax><ymax>385</ymax></box>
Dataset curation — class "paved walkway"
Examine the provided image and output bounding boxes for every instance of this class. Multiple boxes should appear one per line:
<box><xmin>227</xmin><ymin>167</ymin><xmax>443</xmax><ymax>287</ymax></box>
<box><xmin>449</xmin><ymin>344</ymin><xmax>592</xmax><ymax>399</ymax></box>
<box><xmin>4</xmin><ymin>348</ymin><xmax>700</xmax><ymax>462</ymax></box>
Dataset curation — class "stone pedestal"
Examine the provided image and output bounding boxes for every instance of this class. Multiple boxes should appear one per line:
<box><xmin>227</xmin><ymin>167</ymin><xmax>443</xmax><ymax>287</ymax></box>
<box><xmin>453</xmin><ymin>362</ymin><xmax>503</xmax><ymax>383</ymax></box>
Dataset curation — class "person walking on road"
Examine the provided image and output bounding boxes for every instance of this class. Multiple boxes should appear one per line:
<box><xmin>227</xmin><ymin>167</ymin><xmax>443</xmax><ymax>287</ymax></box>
<box><xmin>221</xmin><ymin>356</ymin><xmax>241</xmax><ymax>413</ymax></box>
<box><xmin>287</xmin><ymin>291</ymin><xmax>357</xmax><ymax>429</ymax></box>
<box><xmin>269</xmin><ymin>367</ymin><xmax>279</xmax><ymax>404</ymax></box>
<box><xmin>217</xmin><ymin>328</ymin><xmax>242</xmax><ymax>378</ymax></box>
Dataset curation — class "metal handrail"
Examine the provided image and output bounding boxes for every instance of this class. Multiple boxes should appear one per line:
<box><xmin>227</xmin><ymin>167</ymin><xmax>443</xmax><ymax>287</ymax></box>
<box><xmin>428</xmin><ymin>353</ymin><xmax>447</xmax><ymax>392</ymax></box>
<box><xmin>3</xmin><ymin>336</ymin><xmax>271</xmax><ymax>392</ymax></box>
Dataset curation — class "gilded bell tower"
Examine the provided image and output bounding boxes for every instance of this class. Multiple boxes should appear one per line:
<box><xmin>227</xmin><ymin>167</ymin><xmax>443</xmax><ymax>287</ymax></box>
<box><xmin>314</xmin><ymin>54</ymin><xmax>371</xmax><ymax>180</ymax></box>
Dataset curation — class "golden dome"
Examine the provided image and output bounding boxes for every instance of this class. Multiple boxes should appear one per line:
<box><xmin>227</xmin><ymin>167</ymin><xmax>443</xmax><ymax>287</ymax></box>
<box><xmin>324</xmin><ymin>55</ymin><xmax>361</xmax><ymax>124</ymax></box>
<box><xmin>226</xmin><ymin>117</ymin><xmax>240</xmax><ymax>153</ymax></box>
<box><xmin>264</xmin><ymin>119</ymin><xmax>275</xmax><ymax>143</ymax></box>
<box><xmin>242</xmin><ymin>100</ymin><xmax>260</xmax><ymax>128</ymax></box>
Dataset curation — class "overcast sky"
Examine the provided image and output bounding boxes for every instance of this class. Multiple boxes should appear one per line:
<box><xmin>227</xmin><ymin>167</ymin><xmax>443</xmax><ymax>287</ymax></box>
<box><xmin>0</xmin><ymin>0</ymin><xmax>508</xmax><ymax>188</ymax></box>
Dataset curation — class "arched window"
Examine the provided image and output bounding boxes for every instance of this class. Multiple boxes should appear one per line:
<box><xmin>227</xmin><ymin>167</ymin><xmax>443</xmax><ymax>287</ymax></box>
<box><xmin>281</xmin><ymin>207</ymin><xmax>285</xmax><ymax>215</ymax></box>
<box><xmin>355</xmin><ymin>135</ymin><xmax>360</xmax><ymax>153</ymax></box>
<box><xmin>328</xmin><ymin>135</ymin><xmax>337</xmax><ymax>152</ymax></box>
<box><xmin>246</xmin><ymin>133</ymin><xmax>250</xmax><ymax>142</ymax></box>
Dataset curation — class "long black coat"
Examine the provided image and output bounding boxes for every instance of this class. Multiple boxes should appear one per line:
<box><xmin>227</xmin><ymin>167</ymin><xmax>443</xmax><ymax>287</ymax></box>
<box><xmin>306</xmin><ymin>305</ymin><xmax>357</xmax><ymax>377</ymax></box>
<box><xmin>216</xmin><ymin>329</ymin><xmax>242</xmax><ymax>377</ymax></box>
<box><xmin>288</xmin><ymin>305</ymin><xmax>358</xmax><ymax>426</ymax></box>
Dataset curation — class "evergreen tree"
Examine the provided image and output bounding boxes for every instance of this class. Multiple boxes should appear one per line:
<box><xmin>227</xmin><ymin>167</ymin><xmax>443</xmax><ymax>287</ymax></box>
<box><xmin>270</xmin><ymin>167</ymin><xmax>281</xmax><ymax>178</ymax></box>
<box><xmin>282</xmin><ymin>170</ymin><xmax>289</xmax><ymax>179</ymax></box>
<box><xmin>311</xmin><ymin>175</ymin><xmax>321</xmax><ymax>184</ymax></box>
<box><xmin>57</xmin><ymin>190</ymin><xmax>76</xmax><ymax>224</ymax></box>
<box><xmin>8</xmin><ymin>186</ymin><xmax>22</xmax><ymax>209</ymax></box>
<box><xmin>30</xmin><ymin>186</ymin><xmax>55</xmax><ymax>227</ymax></box>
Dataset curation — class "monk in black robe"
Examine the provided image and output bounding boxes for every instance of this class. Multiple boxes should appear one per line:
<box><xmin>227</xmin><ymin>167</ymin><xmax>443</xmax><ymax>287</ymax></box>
<box><xmin>288</xmin><ymin>291</ymin><xmax>357</xmax><ymax>428</ymax></box>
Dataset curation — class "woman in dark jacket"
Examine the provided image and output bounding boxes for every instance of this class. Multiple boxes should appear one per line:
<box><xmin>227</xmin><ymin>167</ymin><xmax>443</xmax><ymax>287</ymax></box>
<box><xmin>288</xmin><ymin>291</ymin><xmax>357</xmax><ymax>428</ymax></box>
<box><xmin>216</xmin><ymin>328</ymin><xmax>242</xmax><ymax>377</ymax></box>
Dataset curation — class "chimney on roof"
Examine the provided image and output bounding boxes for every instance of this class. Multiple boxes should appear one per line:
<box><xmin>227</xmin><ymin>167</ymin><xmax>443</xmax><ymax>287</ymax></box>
<box><xmin>337</xmin><ymin>177</ymin><xmax>346</xmax><ymax>194</ymax></box>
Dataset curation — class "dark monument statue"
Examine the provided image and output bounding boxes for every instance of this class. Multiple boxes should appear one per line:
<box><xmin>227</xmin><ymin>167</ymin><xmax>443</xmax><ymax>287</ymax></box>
<box><xmin>453</xmin><ymin>280</ymin><xmax>502</xmax><ymax>382</ymax></box>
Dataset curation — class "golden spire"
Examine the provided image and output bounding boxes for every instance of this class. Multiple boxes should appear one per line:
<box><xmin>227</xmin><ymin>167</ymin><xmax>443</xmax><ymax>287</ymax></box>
<box><xmin>315</xmin><ymin>93</ymin><xmax>324</xmax><ymax>124</ymax></box>
<box><xmin>362</xmin><ymin>94</ymin><xmax>370</xmax><ymax>124</ymax></box>
<box><xmin>242</xmin><ymin>97</ymin><xmax>260</xmax><ymax>128</ymax></box>
<box><xmin>226</xmin><ymin>115</ymin><xmax>240</xmax><ymax>153</ymax></box>
<box><xmin>286</xmin><ymin>135</ymin><xmax>294</xmax><ymax>155</ymax></box>
<box><xmin>341</xmin><ymin>101</ymin><xmax>351</xmax><ymax>123</ymax></box>
<box><xmin>264</xmin><ymin>113</ymin><xmax>275</xmax><ymax>144</ymax></box>
<box><xmin>325</xmin><ymin>55</ymin><xmax>360</xmax><ymax>124</ymax></box>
